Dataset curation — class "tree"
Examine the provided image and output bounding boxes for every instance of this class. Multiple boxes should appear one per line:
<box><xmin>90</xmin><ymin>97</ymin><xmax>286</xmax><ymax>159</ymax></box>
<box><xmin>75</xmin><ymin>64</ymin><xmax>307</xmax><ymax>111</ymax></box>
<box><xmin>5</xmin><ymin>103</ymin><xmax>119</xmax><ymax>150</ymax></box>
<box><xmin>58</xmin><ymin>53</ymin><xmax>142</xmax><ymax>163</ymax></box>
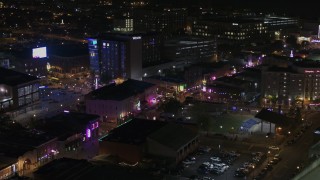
<box><xmin>286</xmin><ymin>35</ymin><xmax>300</xmax><ymax>49</ymax></box>
<box><xmin>197</xmin><ymin>113</ymin><xmax>211</xmax><ymax>136</ymax></box>
<box><xmin>159</xmin><ymin>98</ymin><xmax>182</xmax><ymax>114</ymax></box>
<box><xmin>190</xmin><ymin>102</ymin><xmax>211</xmax><ymax>135</ymax></box>
<box><xmin>295</xmin><ymin>107</ymin><xmax>302</xmax><ymax>123</ymax></box>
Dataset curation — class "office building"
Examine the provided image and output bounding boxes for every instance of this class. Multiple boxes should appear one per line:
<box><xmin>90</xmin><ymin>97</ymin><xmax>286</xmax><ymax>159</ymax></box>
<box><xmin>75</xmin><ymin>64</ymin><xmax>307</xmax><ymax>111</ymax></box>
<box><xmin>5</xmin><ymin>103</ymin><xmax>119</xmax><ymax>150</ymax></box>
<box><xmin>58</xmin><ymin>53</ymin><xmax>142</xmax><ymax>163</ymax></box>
<box><xmin>192</xmin><ymin>16</ymin><xmax>298</xmax><ymax>43</ymax></box>
<box><xmin>113</xmin><ymin>18</ymin><xmax>134</xmax><ymax>32</ymax></box>
<box><xmin>99</xmin><ymin>118</ymin><xmax>199</xmax><ymax>165</ymax></box>
<box><xmin>85</xmin><ymin>79</ymin><xmax>157</xmax><ymax>133</ymax></box>
<box><xmin>163</xmin><ymin>36</ymin><xmax>217</xmax><ymax>63</ymax></box>
<box><xmin>0</xmin><ymin>67</ymin><xmax>40</xmax><ymax>116</ymax></box>
<box><xmin>88</xmin><ymin>32</ymin><xmax>161</xmax><ymax>82</ymax></box>
<box><xmin>0</xmin><ymin>112</ymin><xmax>100</xmax><ymax>179</ymax></box>
<box><xmin>131</xmin><ymin>8</ymin><xmax>187</xmax><ymax>34</ymax></box>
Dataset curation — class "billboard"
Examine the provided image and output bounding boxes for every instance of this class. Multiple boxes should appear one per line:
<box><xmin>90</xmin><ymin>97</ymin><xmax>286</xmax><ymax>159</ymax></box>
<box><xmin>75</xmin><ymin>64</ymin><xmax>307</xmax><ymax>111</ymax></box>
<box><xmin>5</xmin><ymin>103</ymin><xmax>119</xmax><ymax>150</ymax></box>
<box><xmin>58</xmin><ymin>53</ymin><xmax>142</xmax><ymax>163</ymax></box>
<box><xmin>32</xmin><ymin>47</ymin><xmax>47</xmax><ymax>59</ymax></box>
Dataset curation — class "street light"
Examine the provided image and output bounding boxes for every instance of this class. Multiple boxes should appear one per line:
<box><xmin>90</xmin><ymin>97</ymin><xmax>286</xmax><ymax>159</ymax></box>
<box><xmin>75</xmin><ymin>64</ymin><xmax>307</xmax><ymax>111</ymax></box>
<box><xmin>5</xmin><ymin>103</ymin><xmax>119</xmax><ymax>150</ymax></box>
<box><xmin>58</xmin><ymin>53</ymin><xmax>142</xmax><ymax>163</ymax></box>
<box><xmin>289</xmin><ymin>98</ymin><xmax>291</xmax><ymax>107</ymax></box>
<box><xmin>252</xmin><ymin>165</ymin><xmax>255</xmax><ymax>179</ymax></box>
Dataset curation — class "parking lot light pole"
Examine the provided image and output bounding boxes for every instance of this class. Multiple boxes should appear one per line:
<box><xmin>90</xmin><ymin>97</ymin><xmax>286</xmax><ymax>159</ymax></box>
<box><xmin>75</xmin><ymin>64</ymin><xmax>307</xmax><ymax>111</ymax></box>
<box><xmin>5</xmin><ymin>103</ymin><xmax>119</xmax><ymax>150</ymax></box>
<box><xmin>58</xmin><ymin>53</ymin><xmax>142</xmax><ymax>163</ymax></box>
<box><xmin>252</xmin><ymin>165</ymin><xmax>255</xmax><ymax>179</ymax></box>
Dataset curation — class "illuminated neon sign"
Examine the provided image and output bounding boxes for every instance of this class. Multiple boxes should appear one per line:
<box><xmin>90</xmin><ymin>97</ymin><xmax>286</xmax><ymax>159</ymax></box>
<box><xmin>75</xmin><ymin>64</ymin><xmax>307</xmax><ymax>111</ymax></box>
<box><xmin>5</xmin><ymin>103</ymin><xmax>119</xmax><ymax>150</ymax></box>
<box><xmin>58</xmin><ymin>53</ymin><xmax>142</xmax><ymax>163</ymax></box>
<box><xmin>132</xmin><ymin>36</ymin><xmax>141</xmax><ymax>40</ymax></box>
<box><xmin>305</xmin><ymin>70</ymin><xmax>320</xmax><ymax>73</ymax></box>
<box><xmin>86</xmin><ymin>128</ymin><xmax>91</xmax><ymax>138</ymax></box>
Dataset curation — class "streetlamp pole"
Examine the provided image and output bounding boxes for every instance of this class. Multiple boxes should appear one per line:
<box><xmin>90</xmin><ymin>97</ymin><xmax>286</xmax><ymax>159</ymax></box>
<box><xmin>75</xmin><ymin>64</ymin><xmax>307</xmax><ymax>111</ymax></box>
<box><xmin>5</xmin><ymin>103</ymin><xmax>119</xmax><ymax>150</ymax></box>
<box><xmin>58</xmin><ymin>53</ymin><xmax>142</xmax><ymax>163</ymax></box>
<box><xmin>252</xmin><ymin>165</ymin><xmax>255</xmax><ymax>180</ymax></box>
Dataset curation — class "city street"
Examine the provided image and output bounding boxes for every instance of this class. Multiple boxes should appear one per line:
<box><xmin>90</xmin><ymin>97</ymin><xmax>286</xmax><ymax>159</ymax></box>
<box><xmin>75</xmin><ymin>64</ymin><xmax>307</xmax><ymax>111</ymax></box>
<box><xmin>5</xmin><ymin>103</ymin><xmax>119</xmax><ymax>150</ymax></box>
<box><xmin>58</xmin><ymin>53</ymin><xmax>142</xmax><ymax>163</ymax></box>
<box><xmin>255</xmin><ymin>111</ymin><xmax>320</xmax><ymax>180</ymax></box>
<box><xmin>14</xmin><ymin>88</ymin><xmax>84</xmax><ymax>126</ymax></box>
<box><xmin>174</xmin><ymin>111</ymin><xmax>320</xmax><ymax>180</ymax></box>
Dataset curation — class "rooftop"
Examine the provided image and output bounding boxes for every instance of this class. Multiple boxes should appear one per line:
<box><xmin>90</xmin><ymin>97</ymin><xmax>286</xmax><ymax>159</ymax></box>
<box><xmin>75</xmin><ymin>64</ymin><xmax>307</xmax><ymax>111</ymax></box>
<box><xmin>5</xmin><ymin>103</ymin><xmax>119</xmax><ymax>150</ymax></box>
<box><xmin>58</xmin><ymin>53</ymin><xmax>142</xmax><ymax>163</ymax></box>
<box><xmin>0</xmin><ymin>67</ymin><xmax>39</xmax><ymax>86</ymax></box>
<box><xmin>87</xmin><ymin>79</ymin><xmax>155</xmax><ymax>101</ymax></box>
<box><xmin>293</xmin><ymin>59</ymin><xmax>320</xmax><ymax>68</ymax></box>
<box><xmin>164</xmin><ymin>36</ymin><xmax>215</xmax><ymax>46</ymax></box>
<box><xmin>100</xmin><ymin>118</ymin><xmax>167</xmax><ymax>145</ymax></box>
<box><xmin>266</xmin><ymin>66</ymin><xmax>298</xmax><ymax>73</ymax></box>
<box><xmin>92</xmin><ymin>31</ymin><xmax>159</xmax><ymax>41</ymax></box>
<box><xmin>0</xmin><ymin>123</ymin><xmax>55</xmax><ymax>158</ymax></box>
<box><xmin>37</xmin><ymin>112</ymin><xmax>99</xmax><ymax>141</ymax></box>
<box><xmin>34</xmin><ymin>158</ymin><xmax>159</xmax><ymax>180</ymax></box>
<box><xmin>148</xmin><ymin>123</ymin><xmax>198</xmax><ymax>151</ymax></box>
<box><xmin>234</xmin><ymin>68</ymin><xmax>261</xmax><ymax>80</ymax></box>
<box><xmin>215</xmin><ymin>76</ymin><xmax>250</xmax><ymax>85</ymax></box>
<box><xmin>201</xmin><ymin>16</ymin><xmax>263</xmax><ymax>24</ymax></box>
<box><xmin>255</xmin><ymin>108</ymin><xmax>291</xmax><ymax>126</ymax></box>
<box><xmin>146</xmin><ymin>75</ymin><xmax>184</xmax><ymax>84</ymax></box>
<box><xmin>0</xmin><ymin>155</ymin><xmax>18</xmax><ymax>170</ymax></box>
<box><xmin>206</xmin><ymin>83</ymin><xmax>244</xmax><ymax>91</ymax></box>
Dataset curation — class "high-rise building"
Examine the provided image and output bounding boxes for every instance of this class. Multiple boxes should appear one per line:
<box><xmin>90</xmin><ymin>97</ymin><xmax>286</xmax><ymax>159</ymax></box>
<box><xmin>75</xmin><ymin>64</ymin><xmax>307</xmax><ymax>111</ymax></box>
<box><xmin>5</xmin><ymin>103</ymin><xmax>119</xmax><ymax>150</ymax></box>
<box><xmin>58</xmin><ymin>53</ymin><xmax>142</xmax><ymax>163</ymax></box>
<box><xmin>192</xmin><ymin>17</ymin><xmax>269</xmax><ymax>43</ymax></box>
<box><xmin>261</xmin><ymin>60</ymin><xmax>320</xmax><ymax>106</ymax></box>
<box><xmin>130</xmin><ymin>8</ymin><xmax>187</xmax><ymax>34</ymax></box>
<box><xmin>113</xmin><ymin>18</ymin><xmax>134</xmax><ymax>32</ymax></box>
<box><xmin>192</xmin><ymin>16</ymin><xmax>298</xmax><ymax>43</ymax></box>
<box><xmin>88</xmin><ymin>32</ymin><xmax>161</xmax><ymax>82</ymax></box>
<box><xmin>163</xmin><ymin>36</ymin><xmax>217</xmax><ymax>63</ymax></box>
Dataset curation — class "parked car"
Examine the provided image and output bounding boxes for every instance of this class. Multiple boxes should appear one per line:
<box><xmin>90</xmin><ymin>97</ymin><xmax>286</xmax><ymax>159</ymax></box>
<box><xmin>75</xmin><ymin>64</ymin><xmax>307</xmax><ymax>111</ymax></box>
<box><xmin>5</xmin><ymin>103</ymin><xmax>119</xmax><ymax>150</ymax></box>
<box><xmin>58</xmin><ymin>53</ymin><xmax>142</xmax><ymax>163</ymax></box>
<box><xmin>268</xmin><ymin>146</ymin><xmax>280</xmax><ymax>151</ymax></box>
<box><xmin>210</xmin><ymin>156</ymin><xmax>221</xmax><ymax>162</ymax></box>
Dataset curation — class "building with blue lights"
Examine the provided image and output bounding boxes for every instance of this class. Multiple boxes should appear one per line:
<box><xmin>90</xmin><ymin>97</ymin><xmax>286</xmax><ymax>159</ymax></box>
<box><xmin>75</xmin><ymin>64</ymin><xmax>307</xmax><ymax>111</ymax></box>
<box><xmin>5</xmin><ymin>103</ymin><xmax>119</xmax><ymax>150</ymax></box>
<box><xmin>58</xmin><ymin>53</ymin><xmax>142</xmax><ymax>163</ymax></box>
<box><xmin>88</xmin><ymin>32</ymin><xmax>161</xmax><ymax>83</ymax></box>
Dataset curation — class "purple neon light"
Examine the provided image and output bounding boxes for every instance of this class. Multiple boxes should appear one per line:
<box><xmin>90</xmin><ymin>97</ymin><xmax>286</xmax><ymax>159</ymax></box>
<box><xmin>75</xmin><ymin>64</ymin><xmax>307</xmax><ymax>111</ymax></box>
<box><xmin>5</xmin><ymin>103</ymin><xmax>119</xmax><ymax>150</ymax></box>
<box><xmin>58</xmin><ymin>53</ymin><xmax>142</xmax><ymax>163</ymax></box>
<box><xmin>86</xmin><ymin>128</ymin><xmax>91</xmax><ymax>138</ymax></box>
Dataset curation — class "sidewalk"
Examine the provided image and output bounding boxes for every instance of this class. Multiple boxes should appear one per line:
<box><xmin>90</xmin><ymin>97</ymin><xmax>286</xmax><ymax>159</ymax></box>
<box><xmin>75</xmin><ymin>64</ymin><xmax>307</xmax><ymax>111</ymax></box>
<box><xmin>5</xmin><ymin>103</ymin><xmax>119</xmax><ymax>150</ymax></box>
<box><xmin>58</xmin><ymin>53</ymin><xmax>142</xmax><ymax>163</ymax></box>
<box><xmin>243</xmin><ymin>134</ymin><xmax>285</xmax><ymax>146</ymax></box>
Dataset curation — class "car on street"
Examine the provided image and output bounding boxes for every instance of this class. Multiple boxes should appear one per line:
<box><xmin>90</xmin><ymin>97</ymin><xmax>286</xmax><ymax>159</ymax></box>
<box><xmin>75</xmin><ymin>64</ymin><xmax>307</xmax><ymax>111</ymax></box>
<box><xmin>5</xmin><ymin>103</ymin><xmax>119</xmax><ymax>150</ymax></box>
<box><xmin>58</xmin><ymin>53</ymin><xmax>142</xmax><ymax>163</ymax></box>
<box><xmin>268</xmin><ymin>145</ymin><xmax>280</xmax><ymax>151</ymax></box>
<box><xmin>210</xmin><ymin>156</ymin><xmax>221</xmax><ymax>162</ymax></box>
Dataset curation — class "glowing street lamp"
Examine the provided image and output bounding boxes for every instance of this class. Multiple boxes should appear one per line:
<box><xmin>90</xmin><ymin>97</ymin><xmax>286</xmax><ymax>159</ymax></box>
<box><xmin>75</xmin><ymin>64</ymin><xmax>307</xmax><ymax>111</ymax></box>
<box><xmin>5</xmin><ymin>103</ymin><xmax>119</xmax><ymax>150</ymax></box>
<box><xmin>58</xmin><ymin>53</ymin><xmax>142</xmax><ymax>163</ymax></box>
<box><xmin>288</xmin><ymin>98</ymin><xmax>291</xmax><ymax>107</ymax></box>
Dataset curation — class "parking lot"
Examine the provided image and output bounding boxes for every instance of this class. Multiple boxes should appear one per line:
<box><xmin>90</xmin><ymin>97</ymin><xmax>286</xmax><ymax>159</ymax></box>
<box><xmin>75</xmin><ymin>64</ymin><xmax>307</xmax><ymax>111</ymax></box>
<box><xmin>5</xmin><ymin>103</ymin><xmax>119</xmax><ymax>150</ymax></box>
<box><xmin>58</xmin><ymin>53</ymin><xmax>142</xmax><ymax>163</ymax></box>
<box><xmin>178</xmin><ymin>146</ymin><xmax>268</xmax><ymax>180</ymax></box>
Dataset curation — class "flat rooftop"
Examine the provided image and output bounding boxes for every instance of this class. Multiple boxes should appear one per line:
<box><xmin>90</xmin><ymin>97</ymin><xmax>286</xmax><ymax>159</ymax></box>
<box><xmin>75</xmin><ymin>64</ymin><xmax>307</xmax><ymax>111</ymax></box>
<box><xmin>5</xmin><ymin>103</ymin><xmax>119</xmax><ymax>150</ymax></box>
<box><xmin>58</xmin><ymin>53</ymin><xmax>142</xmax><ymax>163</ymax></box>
<box><xmin>36</xmin><ymin>112</ymin><xmax>99</xmax><ymax>141</ymax></box>
<box><xmin>293</xmin><ymin>59</ymin><xmax>320</xmax><ymax>68</ymax></box>
<box><xmin>0</xmin><ymin>123</ymin><xmax>55</xmax><ymax>158</ymax></box>
<box><xmin>99</xmin><ymin>118</ymin><xmax>167</xmax><ymax>145</ymax></box>
<box><xmin>148</xmin><ymin>123</ymin><xmax>198</xmax><ymax>151</ymax></box>
<box><xmin>0</xmin><ymin>156</ymin><xmax>18</xmax><ymax>170</ymax></box>
<box><xmin>266</xmin><ymin>66</ymin><xmax>298</xmax><ymax>73</ymax></box>
<box><xmin>206</xmin><ymin>83</ymin><xmax>244</xmax><ymax>91</ymax></box>
<box><xmin>146</xmin><ymin>75</ymin><xmax>184</xmax><ymax>84</ymax></box>
<box><xmin>87</xmin><ymin>79</ymin><xmax>155</xmax><ymax>101</ymax></box>
<box><xmin>34</xmin><ymin>158</ymin><xmax>161</xmax><ymax>180</ymax></box>
<box><xmin>0</xmin><ymin>67</ymin><xmax>39</xmax><ymax>86</ymax></box>
<box><xmin>215</xmin><ymin>76</ymin><xmax>250</xmax><ymax>85</ymax></box>
<box><xmin>255</xmin><ymin>108</ymin><xmax>291</xmax><ymax>126</ymax></box>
